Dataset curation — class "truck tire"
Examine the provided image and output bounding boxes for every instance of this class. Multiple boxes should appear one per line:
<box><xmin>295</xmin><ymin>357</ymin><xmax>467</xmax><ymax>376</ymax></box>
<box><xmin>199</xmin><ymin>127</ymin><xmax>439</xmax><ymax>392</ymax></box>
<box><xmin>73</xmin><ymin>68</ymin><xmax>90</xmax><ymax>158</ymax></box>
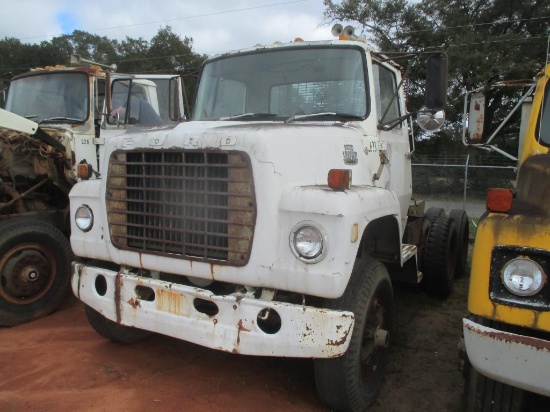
<box><xmin>449</xmin><ymin>209</ymin><xmax>470</xmax><ymax>278</ymax></box>
<box><xmin>314</xmin><ymin>257</ymin><xmax>394</xmax><ymax>411</ymax></box>
<box><xmin>84</xmin><ymin>305</ymin><xmax>152</xmax><ymax>344</ymax></box>
<box><xmin>425</xmin><ymin>206</ymin><xmax>446</xmax><ymax>223</ymax></box>
<box><xmin>0</xmin><ymin>219</ymin><xmax>72</xmax><ymax>326</ymax></box>
<box><xmin>423</xmin><ymin>217</ymin><xmax>457</xmax><ymax>299</ymax></box>
<box><xmin>463</xmin><ymin>361</ymin><xmax>524</xmax><ymax>412</ymax></box>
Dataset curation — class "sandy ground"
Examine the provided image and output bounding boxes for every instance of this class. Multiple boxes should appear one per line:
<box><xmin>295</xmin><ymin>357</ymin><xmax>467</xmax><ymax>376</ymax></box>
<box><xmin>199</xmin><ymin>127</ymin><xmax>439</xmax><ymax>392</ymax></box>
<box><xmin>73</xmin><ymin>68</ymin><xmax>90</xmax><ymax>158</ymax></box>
<box><xmin>0</xmin><ymin>274</ymin><xmax>469</xmax><ymax>412</ymax></box>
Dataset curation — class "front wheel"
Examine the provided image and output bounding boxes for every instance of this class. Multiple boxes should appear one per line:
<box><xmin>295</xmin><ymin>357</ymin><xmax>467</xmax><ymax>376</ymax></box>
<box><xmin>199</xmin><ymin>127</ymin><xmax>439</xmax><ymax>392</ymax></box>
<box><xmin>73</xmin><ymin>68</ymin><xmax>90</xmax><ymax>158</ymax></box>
<box><xmin>85</xmin><ymin>305</ymin><xmax>152</xmax><ymax>344</ymax></box>
<box><xmin>0</xmin><ymin>219</ymin><xmax>72</xmax><ymax>326</ymax></box>
<box><xmin>314</xmin><ymin>257</ymin><xmax>394</xmax><ymax>411</ymax></box>
<box><xmin>463</xmin><ymin>360</ymin><xmax>524</xmax><ymax>412</ymax></box>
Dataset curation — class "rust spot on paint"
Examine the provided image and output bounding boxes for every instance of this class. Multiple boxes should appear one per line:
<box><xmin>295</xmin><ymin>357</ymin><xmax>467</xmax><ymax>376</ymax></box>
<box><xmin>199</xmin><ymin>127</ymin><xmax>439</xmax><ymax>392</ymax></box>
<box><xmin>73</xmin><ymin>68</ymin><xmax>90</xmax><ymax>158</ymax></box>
<box><xmin>327</xmin><ymin>323</ymin><xmax>352</xmax><ymax>346</ymax></box>
<box><xmin>238</xmin><ymin>319</ymin><xmax>250</xmax><ymax>332</ymax></box>
<box><xmin>127</xmin><ymin>297</ymin><xmax>141</xmax><ymax>309</ymax></box>
<box><xmin>465</xmin><ymin>322</ymin><xmax>550</xmax><ymax>352</ymax></box>
<box><xmin>115</xmin><ymin>273</ymin><xmax>122</xmax><ymax>323</ymax></box>
<box><xmin>156</xmin><ymin>289</ymin><xmax>184</xmax><ymax>316</ymax></box>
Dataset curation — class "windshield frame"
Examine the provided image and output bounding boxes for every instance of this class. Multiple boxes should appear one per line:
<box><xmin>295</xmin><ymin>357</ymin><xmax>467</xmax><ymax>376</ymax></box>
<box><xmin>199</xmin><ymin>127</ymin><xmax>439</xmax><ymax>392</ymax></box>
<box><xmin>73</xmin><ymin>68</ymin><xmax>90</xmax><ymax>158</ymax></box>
<box><xmin>5</xmin><ymin>70</ymin><xmax>90</xmax><ymax>124</ymax></box>
<box><xmin>192</xmin><ymin>43</ymin><xmax>370</xmax><ymax>122</ymax></box>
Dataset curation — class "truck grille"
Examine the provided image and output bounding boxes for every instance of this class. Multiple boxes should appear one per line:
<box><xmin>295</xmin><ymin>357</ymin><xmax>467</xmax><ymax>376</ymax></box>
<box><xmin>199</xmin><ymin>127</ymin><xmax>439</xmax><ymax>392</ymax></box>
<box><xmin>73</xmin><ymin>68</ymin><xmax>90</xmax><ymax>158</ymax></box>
<box><xmin>106</xmin><ymin>149</ymin><xmax>256</xmax><ymax>265</ymax></box>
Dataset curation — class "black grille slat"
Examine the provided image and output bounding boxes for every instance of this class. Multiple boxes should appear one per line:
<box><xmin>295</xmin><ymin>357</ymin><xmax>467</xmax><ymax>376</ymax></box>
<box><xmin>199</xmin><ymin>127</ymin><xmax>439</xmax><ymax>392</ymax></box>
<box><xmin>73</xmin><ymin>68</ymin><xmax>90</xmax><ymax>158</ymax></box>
<box><xmin>107</xmin><ymin>150</ymin><xmax>255</xmax><ymax>265</ymax></box>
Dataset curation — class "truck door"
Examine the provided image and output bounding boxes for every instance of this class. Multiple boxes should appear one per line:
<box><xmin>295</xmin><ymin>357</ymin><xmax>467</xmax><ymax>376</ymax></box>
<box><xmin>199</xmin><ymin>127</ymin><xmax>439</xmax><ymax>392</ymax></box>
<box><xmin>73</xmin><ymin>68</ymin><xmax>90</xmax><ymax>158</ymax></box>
<box><xmin>373</xmin><ymin>62</ymin><xmax>411</xmax><ymax>231</ymax></box>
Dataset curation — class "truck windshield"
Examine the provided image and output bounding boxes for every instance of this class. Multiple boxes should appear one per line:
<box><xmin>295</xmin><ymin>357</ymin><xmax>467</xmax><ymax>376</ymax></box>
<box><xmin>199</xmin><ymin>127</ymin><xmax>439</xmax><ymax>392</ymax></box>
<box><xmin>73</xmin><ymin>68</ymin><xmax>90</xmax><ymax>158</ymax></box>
<box><xmin>538</xmin><ymin>81</ymin><xmax>550</xmax><ymax>146</ymax></box>
<box><xmin>5</xmin><ymin>72</ymin><xmax>88</xmax><ymax>123</ymax></box>
<box><xmin>193</xmin><ymin>46</ymin><xmax>368</xmax><ymax>121</ymax></box>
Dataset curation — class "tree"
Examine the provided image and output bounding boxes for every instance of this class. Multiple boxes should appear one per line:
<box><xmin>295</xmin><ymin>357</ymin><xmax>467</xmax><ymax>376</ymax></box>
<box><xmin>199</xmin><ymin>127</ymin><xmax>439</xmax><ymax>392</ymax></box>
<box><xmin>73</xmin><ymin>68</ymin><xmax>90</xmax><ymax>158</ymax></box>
<box><xmin>323</xmin><ymin>0</ymin><xmax>550</xmax><ymax>156</ymax></box>
<box><xmin>0</xmin><ymin>26</ymin><xmax>207</xmax><ymax>114</ymax></box>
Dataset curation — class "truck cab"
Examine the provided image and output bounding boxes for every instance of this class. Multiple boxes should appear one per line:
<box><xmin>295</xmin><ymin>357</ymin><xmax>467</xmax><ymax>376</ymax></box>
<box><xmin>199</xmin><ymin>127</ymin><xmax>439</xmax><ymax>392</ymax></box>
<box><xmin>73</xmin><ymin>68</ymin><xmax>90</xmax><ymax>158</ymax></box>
<box><xmin>461</xmin><ymin>65</ymin><xmax>550</xmax><ymax>410</ymax></box>
<box><xmin>0</xmin><ymin>58</ymin><xmax>185</xmax><ymax>326</ymax></box>
<box><xmin>69</xmin><ymin>27</ymin><xmax>462</xmax><ymax>411</ymax></box>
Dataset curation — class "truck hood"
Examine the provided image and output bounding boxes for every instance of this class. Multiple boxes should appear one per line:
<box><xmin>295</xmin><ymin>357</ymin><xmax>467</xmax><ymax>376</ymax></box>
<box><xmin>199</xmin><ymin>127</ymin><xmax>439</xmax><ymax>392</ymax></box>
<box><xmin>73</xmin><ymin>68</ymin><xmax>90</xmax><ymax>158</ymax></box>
<box><xmin>105</xmin><ymin>120</ymin><xmax>377</xmax><ymax>187</ymax></box>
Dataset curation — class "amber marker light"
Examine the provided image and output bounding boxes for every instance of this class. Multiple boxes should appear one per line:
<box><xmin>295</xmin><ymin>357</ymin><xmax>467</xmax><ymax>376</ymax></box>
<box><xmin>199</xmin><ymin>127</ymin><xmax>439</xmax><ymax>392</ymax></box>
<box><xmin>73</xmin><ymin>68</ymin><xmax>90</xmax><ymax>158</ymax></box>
<box><xmin>486</xmin><ymin>188</ymin><xmax>513</xmax><ymax>213</ymax></box>
<box><xmin>77</xmin><ymin>163</ymin><xmax>93</xmax><ymax>180</ymax></box>
<box><xmin>328</xmin><ymin>169</ymin><xmax>352</xmax><ymax>191</ymax></box>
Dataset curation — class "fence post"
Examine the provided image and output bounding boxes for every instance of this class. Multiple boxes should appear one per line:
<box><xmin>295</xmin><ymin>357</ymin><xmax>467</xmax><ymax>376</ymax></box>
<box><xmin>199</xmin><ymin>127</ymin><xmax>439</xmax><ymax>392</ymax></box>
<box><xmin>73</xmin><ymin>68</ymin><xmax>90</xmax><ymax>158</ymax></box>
<box><xmin>463</xmin><ymin>154</ymin><xmax>470</xmax><ymax>210</ymax></box>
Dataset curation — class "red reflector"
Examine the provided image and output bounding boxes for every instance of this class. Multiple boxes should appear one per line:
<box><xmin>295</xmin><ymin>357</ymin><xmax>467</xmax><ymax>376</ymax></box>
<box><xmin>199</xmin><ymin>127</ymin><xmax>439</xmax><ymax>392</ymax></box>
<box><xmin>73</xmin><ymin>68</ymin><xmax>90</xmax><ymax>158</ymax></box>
<box><xmin>328</xmin><ymin>169</ymin><xmax>352</xmax><ymax>191</ymax></box>
<box><xmin>486</xmin><ymin>188</ymin><xmax>513</xmax><ymax>212</ymax></box>
<box><xmin>77</xmin><ymin>163</ymin><xmax>93</xmax><ymax>180</ymax></box>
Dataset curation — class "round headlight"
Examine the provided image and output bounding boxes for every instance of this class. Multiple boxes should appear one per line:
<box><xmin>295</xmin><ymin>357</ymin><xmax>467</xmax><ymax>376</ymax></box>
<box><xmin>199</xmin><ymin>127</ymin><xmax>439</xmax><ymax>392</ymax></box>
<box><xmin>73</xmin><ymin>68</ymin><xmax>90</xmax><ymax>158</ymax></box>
<box><xmin>75</xmin><ymin>205</ymin><xmax>93</xmax><ymax>232</ymax></box>
<box><xmin>293</xmin><ymin>226</ymin><xmax>323</xmax><ymax>260</ymax></box>
<box><xmin>501</xmin><ymin>258</ymin><xmax>545</xmax><ymax>296</ymax></box>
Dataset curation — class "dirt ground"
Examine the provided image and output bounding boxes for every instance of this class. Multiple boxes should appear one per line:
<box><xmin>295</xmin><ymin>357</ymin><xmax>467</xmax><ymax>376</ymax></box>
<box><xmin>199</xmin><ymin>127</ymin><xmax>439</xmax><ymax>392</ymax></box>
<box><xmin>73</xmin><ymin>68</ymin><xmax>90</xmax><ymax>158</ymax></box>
<box><xmin>0</xmin><ymin>273</ymin><xmax>469</xmax><ymax>412</ymax></box>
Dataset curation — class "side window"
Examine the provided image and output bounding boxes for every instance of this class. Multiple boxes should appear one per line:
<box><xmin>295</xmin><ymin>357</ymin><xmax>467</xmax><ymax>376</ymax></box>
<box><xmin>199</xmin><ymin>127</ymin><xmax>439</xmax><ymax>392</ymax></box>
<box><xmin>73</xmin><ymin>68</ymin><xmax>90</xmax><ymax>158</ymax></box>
<box><xmin>211</xmin><ymin>78</ymin><xmax>246</xmax><ymax>119</ymax></box>
<box><xmin>373</xmin><ymin>63</ymin><xmax>401</xmax><ymax>126</ymax></box>
<box><xmin>537</xmin><ymin>81</ymin><xmax>550</xmax><ymax>146</ymax></box>
<box><xmin>109</xmin><ymin>80</ymin><xmax>163</xmax><ymax>126</ymax></box>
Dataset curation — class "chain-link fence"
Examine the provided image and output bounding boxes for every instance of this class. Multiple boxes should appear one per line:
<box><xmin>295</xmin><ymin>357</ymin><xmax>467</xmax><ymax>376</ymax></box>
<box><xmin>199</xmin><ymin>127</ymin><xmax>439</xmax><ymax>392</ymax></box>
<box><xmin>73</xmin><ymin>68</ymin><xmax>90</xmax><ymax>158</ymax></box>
<box><xmin>412</xmin><ymin>155</ymin><xmax>517</xmax><ymax>219</ymax></box>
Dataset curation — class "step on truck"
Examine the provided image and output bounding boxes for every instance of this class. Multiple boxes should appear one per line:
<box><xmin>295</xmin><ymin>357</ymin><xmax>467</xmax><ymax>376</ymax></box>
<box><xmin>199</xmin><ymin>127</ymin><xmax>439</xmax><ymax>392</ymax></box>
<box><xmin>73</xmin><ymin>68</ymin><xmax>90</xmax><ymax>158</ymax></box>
<box><xmin>70</xmin><ymin>25</ymin><xmax>468</xmax><ymax>411</ymax></box>
<box><xmin>460</xmin><ymin>64</ymin><xmax>550</xmax><ymax>410</ymax></box>
<box><xmin>0</xmin><ymin>56</ymin><xmax>185</xmax><ymax>325</ymax></box>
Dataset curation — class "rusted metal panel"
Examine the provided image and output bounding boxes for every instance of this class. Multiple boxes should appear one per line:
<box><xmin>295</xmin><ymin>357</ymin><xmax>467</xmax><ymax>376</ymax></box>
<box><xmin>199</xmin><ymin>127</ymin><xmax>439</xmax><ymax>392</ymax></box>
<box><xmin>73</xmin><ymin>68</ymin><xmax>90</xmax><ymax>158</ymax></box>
<box><xmin>76</xmin><ymin>264</ymin><xmax>355</xmax><ymax>358</ymax></box>
<box><xmin>515</xmin><ymin>153</ymin><xmax>550</xmax><ymax>214</ymax></box>
<box><xmin>463</xmin><ymin>318</ymin><xmax>550</xmax><ymax>396</ymax></box>
<box><xmin>467</xmin><ymin>92</ymin><xmax>485</xmax><ymax>143</ymax></box>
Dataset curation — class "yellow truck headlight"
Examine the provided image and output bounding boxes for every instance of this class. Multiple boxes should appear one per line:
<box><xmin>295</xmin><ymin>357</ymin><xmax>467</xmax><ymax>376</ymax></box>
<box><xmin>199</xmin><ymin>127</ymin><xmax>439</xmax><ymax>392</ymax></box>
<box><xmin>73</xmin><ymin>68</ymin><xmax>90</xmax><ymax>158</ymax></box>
<box><xmin>75</xmin><ymin>204</ymin><xmax>94</xmax><ymax>232</ymax></box>
<box><xmin>501</xmin><ymin>258</ymin><xmax>545</xmax><ymax>296</ymax></box>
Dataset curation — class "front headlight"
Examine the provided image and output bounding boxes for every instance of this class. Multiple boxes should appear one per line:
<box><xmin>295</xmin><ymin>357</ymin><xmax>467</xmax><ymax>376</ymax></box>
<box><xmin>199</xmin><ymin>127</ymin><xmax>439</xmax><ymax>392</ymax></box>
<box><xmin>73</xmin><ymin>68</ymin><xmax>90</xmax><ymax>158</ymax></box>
<box><xmin>290</xmin><ymin>223</ymin><xmax>326</xmax><ymax>262</ymax></box>
<box><xmin>501</xmin><ymin>257</ymin><xmax>546</xmax><ymax>296</ymax></box>
<box><xmin>75</xmin><ymin>204</ymin><xmax>93</xmax><ymax>232</ymax></box>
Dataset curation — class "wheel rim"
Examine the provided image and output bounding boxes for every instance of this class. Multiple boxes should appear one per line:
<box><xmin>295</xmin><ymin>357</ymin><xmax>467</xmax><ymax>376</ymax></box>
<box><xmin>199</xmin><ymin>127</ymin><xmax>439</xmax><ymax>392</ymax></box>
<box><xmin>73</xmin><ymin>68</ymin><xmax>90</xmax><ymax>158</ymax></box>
<box><xmin>0</xmin><ymin>243</ymin><xmax>56</xmax><ymax>304</ymax></box>
<box><xmin>361</xmin><ymin>295</ymin><xmax>388</xmax><ymax>381</ymax></box>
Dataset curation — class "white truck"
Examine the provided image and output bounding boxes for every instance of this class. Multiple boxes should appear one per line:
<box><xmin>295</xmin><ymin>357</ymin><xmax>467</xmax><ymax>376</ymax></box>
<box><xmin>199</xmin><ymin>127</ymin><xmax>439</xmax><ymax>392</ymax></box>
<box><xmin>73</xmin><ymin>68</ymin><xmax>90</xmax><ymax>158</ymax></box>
<box><xmin>70</xmin><ymin>26</ymin><xmax>467</xmax><ymax>411</ymax></box>
<box><xmin>0</xmin><ymin>56</ymin><xmax>185</xmax><ymax>325</ymax></box>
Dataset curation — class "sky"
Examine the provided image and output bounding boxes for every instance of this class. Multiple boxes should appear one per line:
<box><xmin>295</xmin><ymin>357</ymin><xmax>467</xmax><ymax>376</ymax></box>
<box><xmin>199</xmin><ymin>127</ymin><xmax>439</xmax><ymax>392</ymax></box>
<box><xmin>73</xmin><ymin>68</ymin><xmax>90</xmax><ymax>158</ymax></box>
<box><xmin>0</xmin><ymin>0</ymin><xmax>336</xmax><ymax>57</ymax></box>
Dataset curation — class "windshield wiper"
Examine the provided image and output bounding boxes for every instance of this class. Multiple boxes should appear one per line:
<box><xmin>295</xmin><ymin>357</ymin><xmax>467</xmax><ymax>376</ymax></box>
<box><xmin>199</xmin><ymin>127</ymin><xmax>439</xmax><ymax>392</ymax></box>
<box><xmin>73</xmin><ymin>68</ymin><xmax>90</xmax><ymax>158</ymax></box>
<box><xmin>285</xmin><ymin>112</ymin><xmax>363</xmax><ymax>123</ymax></box>
<box><xmin>219</xmin><ymin>113</ymin><xmax>278</xmax><ymax>120</ymax></box>
<box><xmin>40</xmin><ymin>116</ymin><xmax>83</xmax><ymax>123</ymax></box>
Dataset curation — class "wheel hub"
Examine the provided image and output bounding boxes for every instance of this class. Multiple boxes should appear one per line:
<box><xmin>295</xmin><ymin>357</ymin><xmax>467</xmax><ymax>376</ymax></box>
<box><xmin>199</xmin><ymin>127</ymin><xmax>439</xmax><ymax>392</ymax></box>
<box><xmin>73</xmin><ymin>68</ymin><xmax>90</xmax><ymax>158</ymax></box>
<box><xmin>361</xmin><ymin>297</ymin><xmax>388</xmax><ymax>380</ymax></box>
<box><xmin>1</xmin><ymin>249</ymin><xmax>52</xmax><ymax>300</ymax></box>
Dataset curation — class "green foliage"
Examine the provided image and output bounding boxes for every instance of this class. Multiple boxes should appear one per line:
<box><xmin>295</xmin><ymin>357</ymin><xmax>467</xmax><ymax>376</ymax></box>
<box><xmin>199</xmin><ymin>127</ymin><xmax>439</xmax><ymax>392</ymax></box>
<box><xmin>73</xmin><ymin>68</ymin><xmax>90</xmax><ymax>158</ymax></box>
<box><xmin>0</xmin><ymin>26</ymin><xmax>207</xmax><ymax>113</ymax></box>
<box><xmin>324</xmin><ymin>0</ymin><xmax>550</xmax><ymax>155</ymax></box>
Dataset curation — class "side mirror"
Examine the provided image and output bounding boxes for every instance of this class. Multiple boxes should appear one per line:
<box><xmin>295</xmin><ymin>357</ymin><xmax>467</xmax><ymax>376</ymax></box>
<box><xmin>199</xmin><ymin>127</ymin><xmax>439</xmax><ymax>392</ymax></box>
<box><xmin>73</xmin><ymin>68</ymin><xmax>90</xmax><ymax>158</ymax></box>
<box><xmin>466</xmin><ymin>92</ymin><xmax>486</xmax><ymax>143</ymax></box>
<box><xmin>424</xmin><ymin>53</ymin><xmax>448</xmax><ymax>111</ymax></box>
<box><xmin>418</xmin><ymin>53</ymin><xmax>448</xmax><ymax>132</ymax></box>
<box><xmin>417</xmin><ymin>109</ymin><xmax>445</xmax><ymax>131</ymax></box>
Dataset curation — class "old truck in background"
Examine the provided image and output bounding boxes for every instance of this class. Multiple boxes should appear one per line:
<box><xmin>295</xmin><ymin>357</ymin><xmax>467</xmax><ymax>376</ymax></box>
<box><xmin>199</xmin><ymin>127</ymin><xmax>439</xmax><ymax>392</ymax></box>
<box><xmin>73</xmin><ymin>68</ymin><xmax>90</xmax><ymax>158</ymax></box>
<box><xmin>461</xmin><ymin>64</ymin><xmax>550</xmax><ymax>410</ymax></box>
<box><xmin>69</xmin><ymin>26</ymin><xmax>469</xmax><ymax>411</ymax></box>
<box><xmin>0</xmin><ymin>56</ymin><xmax>185</xmax><ymax>326</ymax></box>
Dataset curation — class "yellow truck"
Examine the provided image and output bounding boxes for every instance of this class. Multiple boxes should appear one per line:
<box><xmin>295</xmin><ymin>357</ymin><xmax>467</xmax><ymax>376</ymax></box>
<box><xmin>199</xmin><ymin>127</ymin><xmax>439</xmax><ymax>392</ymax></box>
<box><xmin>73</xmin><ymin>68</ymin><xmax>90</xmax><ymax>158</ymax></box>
<box><xmin>461</xmin><ymin>64</ymin><xmax>550</xmax><ymax>410</ymax></box>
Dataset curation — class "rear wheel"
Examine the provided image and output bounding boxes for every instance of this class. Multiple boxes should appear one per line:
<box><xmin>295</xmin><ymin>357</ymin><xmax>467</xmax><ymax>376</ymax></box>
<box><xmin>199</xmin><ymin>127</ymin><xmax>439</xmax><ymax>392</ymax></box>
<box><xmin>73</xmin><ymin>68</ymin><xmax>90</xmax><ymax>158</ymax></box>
<box><xmin>85</xmin><ymin>305</ymin><xmax>152</xmax><ymax>344</ymax></box>
<box><xmin>449</xmin><ymin>209</ymin><xmax>470</xmax><ymax>278</ymax></box>
<box><xmin>425</xmin><ymin>206</ymin><xmax>446</xmax><ymax>223</ymax></box>
<box><xmin>423</xmin><ymin>217</ymin><xmax>457</xmax><ymax>298</ymax></box>
<box><xmin>314</xmin><ymin>257</ymin><xmax>394</xmax><ymax>411</ymax></box>
<box><xmin>0</xmin><ymin>219</ymin><xmax>72</xmax><ymax>326</ymax></box>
